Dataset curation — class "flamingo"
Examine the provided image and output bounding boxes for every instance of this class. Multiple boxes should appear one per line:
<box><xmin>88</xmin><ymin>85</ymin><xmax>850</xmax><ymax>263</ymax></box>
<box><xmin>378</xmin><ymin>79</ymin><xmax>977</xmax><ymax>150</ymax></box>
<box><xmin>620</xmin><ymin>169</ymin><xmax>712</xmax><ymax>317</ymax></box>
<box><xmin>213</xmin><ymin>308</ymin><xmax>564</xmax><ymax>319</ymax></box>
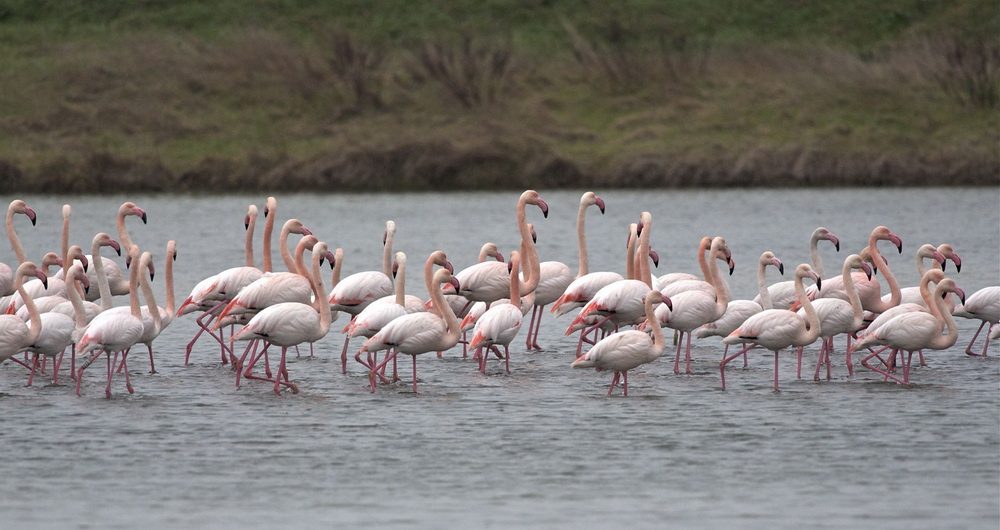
<box><xmin>650</xmin><ymin>236</ymin><xmax>734</xmax><ymax>374</ymax></box>
<box><xmin>19</xmin><ymin>263</ymin><xmax>89</xmax><ymax>386</ymax></box>
<box><xmin>15</xmin><ymin>245</ymin><xmax>89</xmax><ymax>318</ymax></box>
<box><xmin>808</xmin><ymin>226</ymin><xmax>903</xmax><ymax>315</ymax></box>
<box><xmin>566</xmin><ymin>212</ymin><xmax>657</xmax><ymax>346</ymax></box>
<box><xmin>0</xmin><ymin>263</ymin><xmax>49</xmax><ymax>369</ymax></box>
<box><xmin>798</xmin><ymin>253</ymin><xmax>872</xmax><ymax>381</ymax></box>
<box><xmin>468</xmin><ymin>250</ymin><xmax>526</xmax><ymax>374</ymax></box>
<box><xmin>890</xmin><ymin>244</ymin><xmax>949</xmax><ymax>308</ymax></box>
<box><xmin>1</xmin><ymin>200</ymin><xmax>37</xmax><ymax>298</ymax></box>
<box><xmin>952</xmin><ymin>286</ymin><xmax>1000</xmax><ymax>357</ymax></box>
<box><xmin>331</xmin><ymin>220</ymin><xmax>397</xmax><ymax>372</ymax></box>
<box><xmin>525</xmin><ymin>191</ymin><xmax>605</xmax><ymax>351</ymax></box>
<box><xmin>754</xmin><ymin>227</ymin><xmax>839</xmax><ymax>309</ymax></box>
<box><xmin>360</xmin><ymin>264</ymin><xmax>462</xmax><ymax>393</ymax></box>
<box><xmin>693</xmin><ymin>251</ymin><xmax>783</xmax><ymax>368</ymax></box>
<box><xmin>349</xmin><ymin>251</ymin><xmax>439</xmax><ymax>389</ymax></box>
<box><xmin>99</xmin><ymin>250</ymin><xmax>163</xmax><ymax>374</ymax></box>
<box><xmin>721</xmin><ymin>264</ymin><xmax>822</xmax><ymax>391</ymax></box>
<box><xmin>571</xmin><ymin>290</ymin><xmax>671</xmax><ymax>396</ymax></box>
<box><xmin>75</xmin><ymin>245</ymin><xmax>146</xmax><ymax>398</ymax></box>
<box><xmin>855</xmin><ymin>278</ymin><xmax>966</xmax><ymax>384</ymax></box>
<box><xmin>231</xmin><ymin>240</ymin><xmax>333</xmax><ymax>394</ymax></box>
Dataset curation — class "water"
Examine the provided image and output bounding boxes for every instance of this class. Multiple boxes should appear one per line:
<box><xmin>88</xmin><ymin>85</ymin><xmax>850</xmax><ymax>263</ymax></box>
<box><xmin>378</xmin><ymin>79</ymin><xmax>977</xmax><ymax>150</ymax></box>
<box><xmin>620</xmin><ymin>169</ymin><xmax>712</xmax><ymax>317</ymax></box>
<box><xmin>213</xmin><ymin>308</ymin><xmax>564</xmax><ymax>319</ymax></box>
<box><xmin>2</xmin><ymin>188</ymin><xmax>998</xmax><ymax>528</ymax></box>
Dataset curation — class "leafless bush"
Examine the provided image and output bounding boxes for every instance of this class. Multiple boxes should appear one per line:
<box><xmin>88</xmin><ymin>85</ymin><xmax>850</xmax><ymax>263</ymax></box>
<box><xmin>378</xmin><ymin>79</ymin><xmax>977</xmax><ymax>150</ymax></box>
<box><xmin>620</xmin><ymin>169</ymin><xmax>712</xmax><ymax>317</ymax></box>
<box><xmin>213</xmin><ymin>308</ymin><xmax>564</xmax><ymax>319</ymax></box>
<box><xmin>216</xmin><ymin>30</ymin><xmax>326</xmax><ymax>101</ymax></box>
<box><xmin>319</xmin><ymin>28</ymin><xmax>387</xmax><ymax>110</ymax></box>
<box><xmin>917</xmin><ymin>33</ymin><xmax>999</xmax><ymax>108</ymax></box>
<box><xmin>563</xmin><ymin>18</ymin><xmax>710</xmax><ymax>94</ymax></box>
<box><xmin>405</xmin><ymin>34</ymin><xmax>517</xmax><ymax>108</ymax></box>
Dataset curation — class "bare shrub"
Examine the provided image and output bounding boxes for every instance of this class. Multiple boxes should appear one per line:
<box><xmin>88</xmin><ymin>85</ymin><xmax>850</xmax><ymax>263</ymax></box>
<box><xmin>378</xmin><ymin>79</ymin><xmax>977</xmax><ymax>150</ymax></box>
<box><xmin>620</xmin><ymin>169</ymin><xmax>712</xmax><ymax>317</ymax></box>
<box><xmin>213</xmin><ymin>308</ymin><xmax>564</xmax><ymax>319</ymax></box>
<box><xmin>915</xmin><ymin>33</ymin><xmax>999</xmax><ymax>108</ymax></box>
<box><xmin>405</xmin><ymin>34</ymin><xmax>518</xmax><ymax>108</ymax></box>
<box><xmin>562</xmin><ymin>18</ymin><xmax>711</xmax><ymax>94</ymax></box>
<box><xmin>318</xmin><ymin>28</ymin><xmax>386</xmax><ymax>110</ymax></box>
<box><xmin>215</xmin><ymin>29</ymin><xmax>326</xmax><ymax>101</ymax></box>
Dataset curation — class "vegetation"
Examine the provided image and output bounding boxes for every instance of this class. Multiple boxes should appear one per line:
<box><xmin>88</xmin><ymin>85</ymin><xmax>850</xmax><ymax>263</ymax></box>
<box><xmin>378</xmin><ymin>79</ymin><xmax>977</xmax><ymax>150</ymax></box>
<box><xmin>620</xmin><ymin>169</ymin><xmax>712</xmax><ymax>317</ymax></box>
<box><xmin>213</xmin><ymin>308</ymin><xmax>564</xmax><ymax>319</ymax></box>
<box><xmin>0</xmin><ymin>0</ymin><xmax>997</xmax><ymax>192</ymax></box>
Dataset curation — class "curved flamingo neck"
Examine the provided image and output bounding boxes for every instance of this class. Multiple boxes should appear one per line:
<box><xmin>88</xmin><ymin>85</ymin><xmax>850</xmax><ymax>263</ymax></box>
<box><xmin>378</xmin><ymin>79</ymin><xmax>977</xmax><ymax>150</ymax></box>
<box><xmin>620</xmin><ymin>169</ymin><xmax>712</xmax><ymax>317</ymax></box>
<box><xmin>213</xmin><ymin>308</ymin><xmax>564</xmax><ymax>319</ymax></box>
<box><xmin>576</xmin><ymin>197</ymin><xmax>590</xmax><ymax>277</ymax></box>
<box><xmin>66</xmin><ymin>267</ymin><xmax>88</xmax><ymax>328</ymax></box>
<box><xmin>841</xmin><ymin>258</ymin><xmax>864</xmax><ymax>329</ymax></box>
<box><xmin>707</xmin><ymin>238</ymin><xmax>731</xmax><ymax>310</ymax></box>
<box><xmin>696</xmin><ymin>237</ymin><xmax>714</xmax><ymax>285</ymax></box>
<box><xmin>280</xmin><ymin>222</ymin><xmax>303</xmax><ymax>273</ymax></box>
<box><xmin>645</xmin><ymin>294</ymin><xmax>666</xmax><ymax>355</ymax></box>
<box><xmin>808</xmin><ymin>232</ymin><xmax>825</xmax><ymax>278</ymax></box>
<box><xmin>15</xmin><ymin>267</ymin><xmax>43</xmax><ymax>347</ymax></box>
<box><xmin>91</xmin><ymin>237</ymin><xmax>114</xmax><ymax>311</ymax></box>
<box><xmin>164</xmin><ymin>241</ymin><xmax>176</xmax><ymax>317</ymax></box>
<box><xmin>870</xmin><ymin>236</ymin><xmax>901</xmax><ymax>309</ymax></box>
<box><xmin>516</xmin><ymin>201</ymin><xmax>539</xmax><ymax>294</ymax></box>
<box><xmin>395</xmin><ymin>254</ymin><xmax>407</xmax><ymax>306</ymax></box>
<box><xmin>427</xmin><ymin>270</ymin><xmax>461</xmax><ymax>344</ymax></box>
<box><xmin>138</xmin><ymin>253</ymin><xmax>161</xmax><ymax>334</ymax></box>
<box><xmin>794</xmin><ymin>269</ymin><xmax>821</xmax><ymax>344</ymax></box>
<box><xmin>262</xmin><ymin>198</ymin><xmax>276</xmax><ymax>273</ymax></box>
<box><xmin>245</xmin><ymin>208</ymin><xmax>257</xmax><ymax>268</ymax></box>
<box><xmin>61</xmin><ymin>204</ymin><xmax>71</xmax><ymax>275</ymax></box>
<box><xmin>382</xmin><ymin>222</ymin><xmax>395</xmax><ymax>280</ymax></box>
<box><xmin>331</xmin><ymin>248</ymin><xmax>344</xmax><ymax>289</ymax></box>
<box><xmin>757</xmin><ymin>258</ymin><xmax>774</xmax><ymax>310</ymax></box>
<box><xmin>928</xmin><ymin>282</ymin><xmax>960</xmax><ymax>350</ymax></box>
<box><xmin>311</xmin><ymin>243</ymin><xmax>332</xmax><ymax>336</ymax></box>
<box><xmin>127</xmin><ymin>249</ymin><xmax>142</xmax><ymax>319</ymax></box>
<box><xmin>7</xmin><ymin>203</ymin><xmax>28</xmax><ymax>264</ymax></box>
<box><xmin>625</xmin><ymin>224</ymin><xmax>637</xmax><ymax>280</ymax></box>
<box><xmin>509</xmin><ymin>252</ymin><xmax>521</xmax><ymax>307</ymax></box>
<box><xmin>117</xmin><ymin>206</ymin><xmax>138</xmax><ymax>260</ymax></box>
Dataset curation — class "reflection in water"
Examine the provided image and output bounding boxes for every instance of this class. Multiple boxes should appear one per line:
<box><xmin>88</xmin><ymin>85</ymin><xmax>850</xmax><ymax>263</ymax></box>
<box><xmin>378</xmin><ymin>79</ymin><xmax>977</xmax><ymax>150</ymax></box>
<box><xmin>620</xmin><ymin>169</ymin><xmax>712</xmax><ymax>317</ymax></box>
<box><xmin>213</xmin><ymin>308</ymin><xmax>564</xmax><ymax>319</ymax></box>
<box><xmin>1</xmin><ymin>188</ymin><xmax>998</xmax><ymax>528</ymax></box>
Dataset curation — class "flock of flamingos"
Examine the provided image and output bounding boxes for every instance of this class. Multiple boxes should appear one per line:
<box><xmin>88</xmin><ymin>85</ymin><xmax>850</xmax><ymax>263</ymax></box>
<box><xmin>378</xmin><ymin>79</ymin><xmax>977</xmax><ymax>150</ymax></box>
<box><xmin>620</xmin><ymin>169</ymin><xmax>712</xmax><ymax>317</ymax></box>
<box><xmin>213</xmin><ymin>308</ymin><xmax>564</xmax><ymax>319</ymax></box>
<box><xmin>0</xmin><ymin>191</ymin><xmax>997</xmax><ymax>397</ymax></box>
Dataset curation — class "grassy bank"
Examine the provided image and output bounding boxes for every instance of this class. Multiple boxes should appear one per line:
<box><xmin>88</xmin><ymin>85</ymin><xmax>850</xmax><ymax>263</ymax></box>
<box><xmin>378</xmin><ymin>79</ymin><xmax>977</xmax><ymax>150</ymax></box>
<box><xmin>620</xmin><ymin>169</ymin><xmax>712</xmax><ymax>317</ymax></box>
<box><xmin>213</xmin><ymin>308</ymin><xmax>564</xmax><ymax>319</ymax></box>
<box><xmin>0</xmin><ymin>0</ymin><xmax>997</xmax><ymax>192</ymax></box>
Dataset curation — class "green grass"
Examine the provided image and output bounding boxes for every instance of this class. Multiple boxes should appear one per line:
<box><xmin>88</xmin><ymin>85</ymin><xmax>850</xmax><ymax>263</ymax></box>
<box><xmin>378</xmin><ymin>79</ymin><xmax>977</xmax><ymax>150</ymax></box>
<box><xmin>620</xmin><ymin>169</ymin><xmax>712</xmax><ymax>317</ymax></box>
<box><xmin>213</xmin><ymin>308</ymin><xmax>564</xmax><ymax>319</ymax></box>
<box><xmin>0</xmin><ymin>0</ymin><xmax>996</xmax><ymax>190</ymax></box>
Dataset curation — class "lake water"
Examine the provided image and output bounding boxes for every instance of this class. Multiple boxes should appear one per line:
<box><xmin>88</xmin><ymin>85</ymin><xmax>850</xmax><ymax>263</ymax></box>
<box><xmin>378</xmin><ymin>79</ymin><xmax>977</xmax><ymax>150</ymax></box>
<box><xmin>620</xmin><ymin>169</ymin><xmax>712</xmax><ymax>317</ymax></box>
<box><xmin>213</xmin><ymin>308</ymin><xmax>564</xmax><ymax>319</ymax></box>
<box><xmin>2</xmin><ymin>188</ymin><xmax>998</xmax><ymax>528</ymax></box>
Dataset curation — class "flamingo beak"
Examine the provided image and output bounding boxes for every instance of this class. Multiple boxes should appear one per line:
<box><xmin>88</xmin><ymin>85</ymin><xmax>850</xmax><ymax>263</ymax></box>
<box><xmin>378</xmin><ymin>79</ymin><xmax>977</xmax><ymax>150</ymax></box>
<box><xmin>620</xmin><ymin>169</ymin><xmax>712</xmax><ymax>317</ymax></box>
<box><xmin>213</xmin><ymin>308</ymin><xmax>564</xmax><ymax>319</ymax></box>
<box><xmin>595</xmin><ymin>196</ymin><xmax>605</xmax><ymax>214</ymax></box>
<box><xmin>135</xmin><ymin>207</ymin><xmax>148</xmax><ymax>224</ymax></box>
<box><xmin>537</xmin><ymin>198</ymin><xmax>549</xmax><ymax>218</ymax></box>
<box><xmin>327</xmin><ymin>251</ymin><xmax>336</xmax><ymax>269</ymax></box>
<box><xmin>301</xmin><ymin>226</ymin><xmax>313</xmax><ymax>237</ymax></box>
<box><xmin>244</xmin><ymin>215</ymin><xmax>251</xmax><ymax>230</ymax></box>
<box><xmin>449</xmin><ymin>277</ymin><xmax>461</xmax><ymax>291</ymax></box>
<box><xmin>890</xmin><ymin>233</ymin><xmax>902</xmax><ymax>253</ymax></box>
<box><xmin>444</xmin><ymin>260</ymin><xmax>454</xmax><ymax>274</ymax></box>
<box><xmin>80</xmin><ymin>255</ymin><xmax>89</xmax><ymax>271</ymax></box>
<box><xmin>649</xmin><ymin>249</ymin><xmax>659</xmax><ymax>268</ymax></box>
<box><xmin>26</xmin><ymin>207</ymin><xmax>37</xmax><ymax>225</ymax></box>
<box><xmin>954</xmin><ymin>287</ymin><xmax>966</xmax><ymax>305</ymax></box>
<box><xmin>861</xmin><ymin>262</ymin><xmax>872</xmax><ymax>280</ymax></box>
<box><xmin>35</xmin><ymin>270</ymin><xmax>48</xmax><ymax>288</ymax></box>
<box><xmin>828</xmin><ymin>234</ymin><xmax>840</xmax><ymax>252</ymax></box>
<box><xmin>495</xmin><ymin>252</ymin><xmax>504</xmax><ymax>264</ymax></box>
<box><xmin>110</xmin><ymin>239</ymin><xmax>122</xmax><ymax>256</ymax></box>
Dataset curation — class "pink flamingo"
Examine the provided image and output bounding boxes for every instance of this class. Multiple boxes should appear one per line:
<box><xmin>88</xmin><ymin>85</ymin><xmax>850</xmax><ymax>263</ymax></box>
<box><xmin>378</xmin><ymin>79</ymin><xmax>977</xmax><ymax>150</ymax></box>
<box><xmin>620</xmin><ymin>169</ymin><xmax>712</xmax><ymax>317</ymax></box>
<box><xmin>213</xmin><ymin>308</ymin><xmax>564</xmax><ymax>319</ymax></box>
<box><xmin>230</xmin><ymin>240</ymin><xmax>333</xmax><ymax>394</ymax></box>
<box><xmin>721</xmin><ymin>264</ymin><xmax>822</xmax><ymax>391</ymax></box>
<box><xmin>468</xmin><ymin>250</ymin><xmax>526</xmax><ymax>374</ymax></box>
<box><xmin>808</xmin><ymin>226</ymin><xmax>902</xmax><ymax>315</ymax></box>
<box><xmin>75</xmin><ymin>245</ymin><xmax>146</xmax><ymax>398</ymax></box>
<box><xmin>525</xmin><ymin>191</ymin><xmax>605</xmax><ymax>351</ymax></box>
<box><xmin>20</xmin><ymin>263</ymin><xmax>89</xmax><ymax>385</ymax></box>
<box><xmin>102</xmin><ymin>250</ymin><xmax>163</xmax><ymax>374</ymax></box>
<box><xmin>330</xmin><ymin>220</ymin><xmax>396</xmax><ymax>373</ymax></box>
<box><xmin>60</xmin><ymin>202</ymin><xmax>147</xmax><ymax>301</ymax></box>
<box><xmin>694</xmin><ymin>251</ymin><xmax>783</xmax><ymax>368</ymax></box>
<box><xmin>360</xmin><ymin>265</ymin><xmax>462</xmax><ymax>393</ymax></box>
<box><xmin>855</xmin><ymin>277</ymin><xmax>966</xmax><ymax>383</ymax></box>
<box><xmin>952</xmin><ymin>286</ymin><xmax>1000</xmax><ymax>357</ymax></box>
<box><xmin>572</xmin><ymin>290</ymin><xmax>671</xmax><ymax>396</ymax></box>
<box><xmin>652</xmin><ymin>236</ymin><xmax>734</xmax><ymax>374</ymax></box>
<box><xmin>798</xmin><ymin>253</ymin><xmax>871</xmax><ymax>381</ymax></box>
<box><xmin>0</xmin><ymin>263</ymin><xmax>48</xmax><ymax>371</ymax></box>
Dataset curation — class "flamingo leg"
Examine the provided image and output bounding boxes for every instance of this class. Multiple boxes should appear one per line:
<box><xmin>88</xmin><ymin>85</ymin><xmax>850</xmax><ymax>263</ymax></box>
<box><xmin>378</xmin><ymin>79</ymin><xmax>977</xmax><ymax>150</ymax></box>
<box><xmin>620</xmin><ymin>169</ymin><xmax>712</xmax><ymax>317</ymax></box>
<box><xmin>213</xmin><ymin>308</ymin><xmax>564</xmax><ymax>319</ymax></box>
<box><xmin>411</xmin><ymin>355</ymin><xmax>419</xmax><ymax>393</ymax></box>
<box><xmin>964</xmin><ymin>320</ymin><xmax>989</xmax><ymax>356</ymax></box>
<box><xmin>684</xmin><ymin>331</ymin><xmax>693</xmax><ymax>374</ymax></box>
<box><xmin>773</xmin><ymin>351</ymin><xmax>780</xmax><ymax>391</ymax></box>
<box><xmin>26</xmin><ymin>353</ymin><xmax>40</xmax><ymax>387</ymax></box>
<box><xmin>622</xmin><ymin>371</ymin><xmax>629</xmax><ymax>396</ymax></box>
<box><xmin>861</xmin><ymin>348</ymin><xmax>909</xmax><ymax>384</ymax></box>
<box><xmin>607</xmin><ymin>371</ymin><xmax>621</xmax><ymax>395</ymax></box>
<box><xmin>340</xmin><ymin>334</ymin><xmax>352</xmax><ymax>374</ymax></box>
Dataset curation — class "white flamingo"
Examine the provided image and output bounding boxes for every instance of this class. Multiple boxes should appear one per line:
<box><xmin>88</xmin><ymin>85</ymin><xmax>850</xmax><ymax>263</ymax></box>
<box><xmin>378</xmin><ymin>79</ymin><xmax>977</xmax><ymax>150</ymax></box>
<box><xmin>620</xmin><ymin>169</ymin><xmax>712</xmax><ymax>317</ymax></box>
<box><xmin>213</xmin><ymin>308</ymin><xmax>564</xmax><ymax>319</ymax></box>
<box><xmin>231</xmin><ymin>241</ymin><xmax>333</xmax><ymax>394</ymax></box>
<box><xmin>721</xmin><ymin>264</ymin><xmax>822</xmax><ymax>391</ymax></box>
<box><xmin>754</xmin><ymin>227</ymin><xmax>839</xmax><ymax>309</ymax></box>
<box><xmin>360</xmin><ymin>264</ymin><xmax>462</xmax><ymax>393</ymax></box>
<box><xmin>855</xmin><ymin>277</ymin><xmax>966</xmax><ymax>384</ymax></box>
<box><xmin>20</xmin><ymin>263</ymin><xmax>89</xmax><ymax>386</ymax></box>
<box><xmin>0</xmin><ymin>262</ymin><xmax>48</xmax><ymax>369</ymax></box>
<box><xmin>572</xmin><ymin>290</ymin><xmax>670</xmax><ymax>396</ymax></box>
<box><xmin>1</xmin><ymin>200</ymin><xmax>38</xmax><ymax>297</ymax></box>
<box><xmin>468</xmin><ymin>250</ymin><xmax>526</xmax><ymax>374</ymax></box>
<box><xmin>952</xmin><ymin>286</ymin><xmax>1000</xmax><ymax>357</ymax></box>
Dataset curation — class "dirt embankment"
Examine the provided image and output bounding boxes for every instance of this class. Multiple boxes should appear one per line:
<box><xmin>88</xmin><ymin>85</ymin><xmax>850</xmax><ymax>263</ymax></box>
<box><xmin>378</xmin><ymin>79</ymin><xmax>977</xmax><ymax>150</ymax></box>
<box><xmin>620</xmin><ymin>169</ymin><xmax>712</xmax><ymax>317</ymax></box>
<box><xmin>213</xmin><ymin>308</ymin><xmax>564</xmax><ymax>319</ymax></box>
<box><xmin>3</xmin><ymin>143</ymin><xmax>996</xmax><ymax>193</ymax></box>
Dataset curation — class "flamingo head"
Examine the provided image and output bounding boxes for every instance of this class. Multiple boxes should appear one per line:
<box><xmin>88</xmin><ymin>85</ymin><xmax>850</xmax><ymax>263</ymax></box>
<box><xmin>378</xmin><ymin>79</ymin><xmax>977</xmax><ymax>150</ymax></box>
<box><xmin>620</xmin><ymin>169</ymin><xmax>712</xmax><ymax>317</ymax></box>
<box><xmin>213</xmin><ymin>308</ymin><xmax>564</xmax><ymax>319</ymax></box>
<box><xmin>761</xmin><ymin>252</ymin><xmax>784</xmax><ymax>275</ymax></box>
<box><xmin>121</xmin><ymin>202</ymin><xmax>147</xmax><ymax>224</ymax></box>
<box><xmin>521</xmin><ymin>190</ymin><xmax>548</xmax><ymax>218</ymax></box>
<box><xmin>264</xmin><ymin>197</ymin><xmax>276</xmax><ymax>218</ymax></box>
<box><xmin>10</xmin><ymin>200</ymin><xmax>37</xmax><ymax>225</ymax></box>
<box><xmin>594</xmin><ymin>195</ymin><xmax>605</xmax><ymax>214</ymax></box>
<box><xmin>797</xmin><ymin>264</ymin><xmax>821</xmax><ymax>291</ymax></box>
<box><xmin>648</xmin><ymin>248</ymin><xmax>659</xmax><ymax>268</ymax></box>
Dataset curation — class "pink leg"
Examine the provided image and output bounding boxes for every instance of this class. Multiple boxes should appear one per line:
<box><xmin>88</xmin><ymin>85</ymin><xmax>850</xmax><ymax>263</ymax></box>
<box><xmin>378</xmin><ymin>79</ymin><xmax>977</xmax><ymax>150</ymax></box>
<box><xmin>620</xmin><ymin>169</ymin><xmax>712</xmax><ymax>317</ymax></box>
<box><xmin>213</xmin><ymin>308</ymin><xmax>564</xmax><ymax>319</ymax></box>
<box><xmin>340</xmin><ymin>334</ymin><xmax>352</xmax><ymax>374</ymax></box>
<box><xmin>796</xmin><ymin>346</ymin><xmax>803</xmax><ymax>379</ymax></box>
<box><xmin>106</xmin><ymin>351</ymin><xmax>117</xmax><ymax>398</ymax></box>
<box><xmin>122</xmin><ymin>353</ymin><xmax>134</xmax><ymax>394</ymax></box>
<box><xmin>504</xmin><ymin>345</ymin><xmax>510</xmax><ymax>374</ymax></box>
<box><xmin>26</xmin><ymin>354</ymin><xmax>40</xmax><ymax>387</ymax></box>
<box><xmin>684</xmin><ymin>332</ymin><xmax>693</xmax><ymax>374</ymax></box>
<box><xmin>411</xmin><ymin>355</ymin><xmax>419</xmax><ymax>393</ymax></box>
<box><xmin>622</xmin><ymin>371</ymin><xmax>629</xmax><ymax>396</ymax></box>
<box><xmin>673</xmin><ymin>335</ymin><xmax>684</xmax><ymax>374</ymax></box>
<box><xmin>965</xmin><ymin>320</ymin><xmax>989</xmax><ymax>356</ymax></box>
<box><xmin>861</xmin><ymin>348</ymin><xmax>909</xmax><ymax>384</ymax></box>
<box><xmin>719</xmin><ymin>344</ymin><xmax>754</xmax><ymax>390</ymax></box>
<box><xmin>773</xmin><ymin>351</ymin><xmax>780</xmax><ymax>391</ymax></box>
<box><xmin>607</xmin><ymin>371</ymin><xmax>621</xmax><ymax>395</ymax></box>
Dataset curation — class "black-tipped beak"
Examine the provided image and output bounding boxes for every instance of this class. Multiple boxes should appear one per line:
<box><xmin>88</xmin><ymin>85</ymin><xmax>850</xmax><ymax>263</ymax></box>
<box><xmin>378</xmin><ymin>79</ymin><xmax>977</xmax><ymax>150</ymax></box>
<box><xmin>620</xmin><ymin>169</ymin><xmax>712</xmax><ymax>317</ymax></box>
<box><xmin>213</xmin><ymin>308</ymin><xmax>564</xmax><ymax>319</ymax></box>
<box><xmin>595</xmin><ymin>197</ymin><xmax>606</xmax><ymax>214</ymax></box>
<box><xmin>244</xmin><ymin>215</ymin><xmax>250</xmax><ymax>230</ymax></box>
<box><xmin>538</xmin><ymin>199</ymin><xmax>549</xmax><ymax>218</ymax></box>
<box><xmin>815</xmin><ymin>277</ymin><xmax>822</xmax><ymax>291</ymax></box>
<box><xmin>728</xmin><ymin>260</ymin><xmax>735</xmax><ymax>276</ymax></box>
<box><xmin>445</xmin><ymin>261</ymin><xmax>454</xmax><ymax>274</ymax></box>
<box><xmin>649</xmin><ymin>249</ymin><xmax>659</xmax><ymax>268</ymax></box>
<box><xmin>664</xmin><ymin>296</ymin><xmax>673</xmax><ymax>311</ymax></box>
<box><xmin>327</xmin><ymin>251</ymin><xmax>336</xmax><ymax>269</ymax></box>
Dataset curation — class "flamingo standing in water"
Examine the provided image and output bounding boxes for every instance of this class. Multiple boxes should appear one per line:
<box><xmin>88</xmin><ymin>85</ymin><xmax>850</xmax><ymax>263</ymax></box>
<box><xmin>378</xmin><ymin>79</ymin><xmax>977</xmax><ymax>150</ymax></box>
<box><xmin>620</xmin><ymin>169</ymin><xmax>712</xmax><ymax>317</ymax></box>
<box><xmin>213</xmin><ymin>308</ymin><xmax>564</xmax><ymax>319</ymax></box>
<box><xmin>855</xmin><ymin>277</ymin><xmax>966</xmax><ymax>384</ymax></box>
<box><xmin>572</xmin><ymin>291</ymin><xmax>671</xmax><ymax>396</ymax></box>
<box><xmin>721</xmin><ymin>264</ymin><xmax>822</xmax><ymax>391</ymax></box>
<box><xmin>798</xmin><ymin>253</ymin><xmax>871</xmax><ymax>381</ymax></box>
<box><xmin>19</xmin><ymin>263</ymin><xmax>89</xmax><ymax>385</ymax></box>
<box><xmin>231</xmin><ymin>241</ymin><xmax>333</xmax><ymax>394</ymax></box>
<box><xmin>468</xmin><ymin>250</ymin><xmax>526</xmax><ymax>374</ymax></box>
<box><xmin>1</xmin><ymin>263</ymin><xmax>48</xmax><ymax>367</ymax></box>
<box><xmin>75</xmin><ymin>245</ymin><xmax>146</xmax><ymax>398</ymax></box>
<box><xmin>952</xmin><ymin>285</ymin><xmax>1000</xmax><ymax>357</ymax></box>
<box><xmin>330</xmin><ymin>220</ymin><xmax>396</xmax><ymax>373</ymax></box>
<box><xmin>360</xmin><ymin>265</ymin><xmax>462</xmax><ymax>393</ymax></box>
<box><xmin>525</xmin><ymin>191</ymin><xmax>605</xmax><ymax>351</ymax></box>
<box><xmin>694</xmin><ymin>251</ymin><xmax>783</xmax><ymax>368</ymax></box>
